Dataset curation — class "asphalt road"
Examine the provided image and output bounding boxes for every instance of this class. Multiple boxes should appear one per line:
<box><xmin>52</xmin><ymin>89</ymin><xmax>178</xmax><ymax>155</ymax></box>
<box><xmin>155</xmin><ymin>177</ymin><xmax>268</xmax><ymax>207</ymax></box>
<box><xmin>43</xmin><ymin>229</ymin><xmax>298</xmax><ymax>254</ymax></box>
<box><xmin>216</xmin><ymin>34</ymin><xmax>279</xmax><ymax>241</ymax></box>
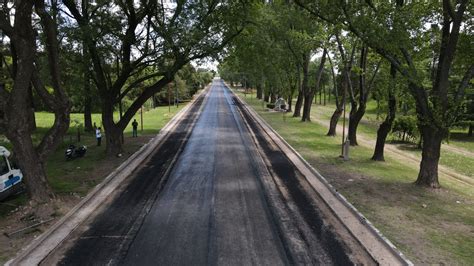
<box><xmin>54</xmin><ymin>81</ymin><xmax>293</xmax><ymax>265</ymax></box>
<box><xmin>121</xmin><ymin>82</ymin><xmax>288</xmax><ymax>265</ymax></box>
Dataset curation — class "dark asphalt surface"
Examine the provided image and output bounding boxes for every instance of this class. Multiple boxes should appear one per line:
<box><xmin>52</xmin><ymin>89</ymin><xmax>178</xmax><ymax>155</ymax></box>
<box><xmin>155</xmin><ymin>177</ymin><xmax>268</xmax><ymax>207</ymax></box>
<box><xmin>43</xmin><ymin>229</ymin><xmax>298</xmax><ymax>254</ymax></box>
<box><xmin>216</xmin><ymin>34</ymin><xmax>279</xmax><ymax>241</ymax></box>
<box><xmin>54</xmin><ymin>81</ymin><xmax>291</xmax><ymax>265</ymax></box>
<box><xmin>122</xmin><ymin>82</ymin><xmax>288</xmax><ymax>265</ymax></box>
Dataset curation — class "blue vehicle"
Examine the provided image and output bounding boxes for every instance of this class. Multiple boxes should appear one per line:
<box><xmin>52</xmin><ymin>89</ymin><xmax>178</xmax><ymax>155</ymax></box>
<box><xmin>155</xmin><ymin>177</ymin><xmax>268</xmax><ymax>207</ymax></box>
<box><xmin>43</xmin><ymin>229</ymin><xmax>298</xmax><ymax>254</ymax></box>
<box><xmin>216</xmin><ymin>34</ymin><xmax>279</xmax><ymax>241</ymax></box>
<box><xmin>0</xmin><ymin>146</ymin><xmax>24</xmax><ymax>201</ymax></box>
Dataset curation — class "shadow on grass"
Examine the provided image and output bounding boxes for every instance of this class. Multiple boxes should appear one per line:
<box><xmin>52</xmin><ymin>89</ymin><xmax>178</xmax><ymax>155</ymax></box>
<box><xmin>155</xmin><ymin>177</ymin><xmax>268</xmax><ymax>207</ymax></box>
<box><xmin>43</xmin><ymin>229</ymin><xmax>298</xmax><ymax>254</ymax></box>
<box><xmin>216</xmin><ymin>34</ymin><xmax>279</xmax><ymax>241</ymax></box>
<box><xmin>390</xmin><ymin>142</ymin><xmax>421</xmax><ymax>152</ymax></box>
<box><xmin>0</xmin><ymin>193</ymin><xmax>27</xmax><ymax>218</ymax></box>
<box><xmin>329</xmin><ymin>170</ymin><xmax>474</xmax><ymax>264</ymax></box>
<box><xmin>449</xmin><ymin>132</ymin><xmax>474</xmax><ymax>143</ymax></box>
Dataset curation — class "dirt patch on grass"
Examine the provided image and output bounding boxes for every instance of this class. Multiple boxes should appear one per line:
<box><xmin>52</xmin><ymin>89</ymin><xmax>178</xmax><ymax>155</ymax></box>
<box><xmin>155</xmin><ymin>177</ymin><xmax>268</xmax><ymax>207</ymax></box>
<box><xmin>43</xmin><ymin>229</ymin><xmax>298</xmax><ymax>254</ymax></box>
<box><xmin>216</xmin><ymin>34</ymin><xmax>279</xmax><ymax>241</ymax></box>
<box><xmin>310</xmin><ymin>158</ymin><xmax>474</xmax><ymax>265</ymax></box>
<box><xmin>0</xmin><ymin>135</ymin><xmax>153</xmax><ymax>264</ymax></box>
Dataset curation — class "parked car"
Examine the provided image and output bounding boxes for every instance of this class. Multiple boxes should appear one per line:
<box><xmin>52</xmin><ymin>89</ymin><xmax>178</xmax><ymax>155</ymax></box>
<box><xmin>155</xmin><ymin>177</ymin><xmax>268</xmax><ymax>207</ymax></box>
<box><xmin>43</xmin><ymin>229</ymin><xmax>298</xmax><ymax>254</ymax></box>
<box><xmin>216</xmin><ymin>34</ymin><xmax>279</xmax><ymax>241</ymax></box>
<box><xmin>0</xmin><ymin>146</ymin><xmax>24</xmax><ymax>201</ymax></box>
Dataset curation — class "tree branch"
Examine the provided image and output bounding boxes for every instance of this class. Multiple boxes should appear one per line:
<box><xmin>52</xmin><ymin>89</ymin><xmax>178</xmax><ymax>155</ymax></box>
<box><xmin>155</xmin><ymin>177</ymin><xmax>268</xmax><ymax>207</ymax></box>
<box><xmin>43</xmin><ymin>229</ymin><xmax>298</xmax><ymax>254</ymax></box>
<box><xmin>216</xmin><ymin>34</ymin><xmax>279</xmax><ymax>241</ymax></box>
<box><xmin>454</xmin><ymin>64</ymin><xmax>474</xmax><ymax>105</ymax></box>
<box><xmin>117</xmin><ymin>76</ymin><xmax>172</xmax><ymax>130</ymax></box>
<box><xmin>0</xmin><ymin>11</ymin><xmax>14</xmax><ymax>37</ymax></box>
<box><xmin>118</xmin><ymin>71</ymin><xmax>164</xmax><ymax>101</ymax></box>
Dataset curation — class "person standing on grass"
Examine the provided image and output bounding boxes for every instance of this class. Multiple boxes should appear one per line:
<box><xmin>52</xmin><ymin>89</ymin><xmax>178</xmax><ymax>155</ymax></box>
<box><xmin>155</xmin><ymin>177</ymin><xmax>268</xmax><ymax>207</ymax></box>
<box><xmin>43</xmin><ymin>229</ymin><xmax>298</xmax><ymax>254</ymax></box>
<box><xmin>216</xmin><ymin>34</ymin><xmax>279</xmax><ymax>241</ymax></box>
<box><xmin>132</xmin><ymin>119</ymin><xmax>138</xmax><ymax>137</ymax></box>
<box><xmin>96</xmin><ymin>127</ymin><xmax>102</xmax><ymax>146</ymax></box>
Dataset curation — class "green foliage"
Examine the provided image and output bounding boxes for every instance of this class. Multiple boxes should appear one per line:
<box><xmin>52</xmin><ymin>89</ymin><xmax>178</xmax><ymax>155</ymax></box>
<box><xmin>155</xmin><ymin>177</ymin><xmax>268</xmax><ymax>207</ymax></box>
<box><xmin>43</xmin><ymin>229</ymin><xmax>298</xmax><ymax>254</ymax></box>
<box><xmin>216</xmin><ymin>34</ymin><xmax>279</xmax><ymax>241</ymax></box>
<box><xmin>392</xmin><ymin>116</ymin><xmax>419</xmax><ymax>142</ymax></box>
<box><xmin>219</xmin><ymin>0</ymin><xmax>329</xmax><ymax>100</ymax></box>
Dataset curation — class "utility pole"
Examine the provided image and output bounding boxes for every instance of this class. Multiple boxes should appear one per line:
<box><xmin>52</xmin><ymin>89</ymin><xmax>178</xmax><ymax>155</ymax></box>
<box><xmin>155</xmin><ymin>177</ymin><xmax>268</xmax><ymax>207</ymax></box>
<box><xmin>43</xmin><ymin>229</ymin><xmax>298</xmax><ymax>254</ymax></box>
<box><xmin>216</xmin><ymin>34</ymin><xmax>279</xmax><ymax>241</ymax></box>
<box><xmin>341</xmin><ymin>74</ymin><xmax>349</xmax><ymax>160</ymax></box>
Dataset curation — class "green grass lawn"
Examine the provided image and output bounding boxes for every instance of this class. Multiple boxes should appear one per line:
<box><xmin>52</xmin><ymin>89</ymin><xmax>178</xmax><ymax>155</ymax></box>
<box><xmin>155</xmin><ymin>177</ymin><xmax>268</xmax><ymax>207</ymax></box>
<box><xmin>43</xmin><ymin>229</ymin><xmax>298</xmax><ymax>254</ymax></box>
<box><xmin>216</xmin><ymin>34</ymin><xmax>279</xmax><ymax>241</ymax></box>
<box><xmin>314</xmin><ymin>102</ymin><xmax>474</xmax><ymax>179</ymax></box>
<box><xmin>448</xmin><ymin>129</ymin><xmax>474</xmax><ymax>151</ymax></box>
<box><xmin>235</xmin><ymin>89</ymin><xmax>474</xmax><ymax>265</ymax></box>
<box><xmin>35</xmin><ymin>105</ymin><xmax>184</xmax><ymax>136</ymax></box>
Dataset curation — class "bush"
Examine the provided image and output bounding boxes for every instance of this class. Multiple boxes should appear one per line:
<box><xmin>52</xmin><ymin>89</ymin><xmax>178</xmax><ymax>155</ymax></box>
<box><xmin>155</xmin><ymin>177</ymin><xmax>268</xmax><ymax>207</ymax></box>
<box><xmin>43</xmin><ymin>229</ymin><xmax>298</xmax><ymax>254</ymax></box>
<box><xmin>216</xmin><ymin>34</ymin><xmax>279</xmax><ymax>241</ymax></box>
<box><xmin>267</xmin><ymin>103</ymin><xmax>275</xmax><ymax>109</ymax></box>
<box><xmin>392</xmin><ymin>116</ymin><xmax>418</xmax><ymax>142</ymax></box>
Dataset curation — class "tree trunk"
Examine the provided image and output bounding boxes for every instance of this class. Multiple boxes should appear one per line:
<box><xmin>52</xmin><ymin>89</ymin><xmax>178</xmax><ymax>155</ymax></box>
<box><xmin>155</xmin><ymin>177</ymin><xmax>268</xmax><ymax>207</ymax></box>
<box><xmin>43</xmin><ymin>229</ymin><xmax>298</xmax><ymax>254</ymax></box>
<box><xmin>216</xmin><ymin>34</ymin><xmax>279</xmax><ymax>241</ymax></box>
<box><xmin>348</xmin><ymin>45</ymin><xmax>371</xmax><ymax>146</ymax></box>
<box><xmin>84</xmin><ymin>97</ymin><xmax>93</xmax><ymax>132</ymax></box>
<box><xmin>105</xmin><ymin>125</ymin><xmax>124</xmax><ymax>155</ymax></box>
<box><xmin>323</xmin><ymin>84</ymin><xmax>326</xmax><ymax>105</ymax></box>
<box><xmin>83</xmin><ymin>70</ymin><xmax>93</xmax><ymax>132</ymax></box>
<box><xmin>319</xmin><ymin>87</ymin><xmax>322</xmax><ymax>105</ymax></box>
<box><xmin>5</xmin><ymin>87</ymin><xmax>56</xmax><ymax>203</ymax></box>
<box><xmin>303</xmin><ymin>49</ymin><xmax>327</xmax><ymax>122</ymax></box>
<box><xmin>5</xmin><ymin>101</ymin><xmax>55</xmax><ymax>204</ymax></box>
<box><xmin>302</xmin><ymin>93</ymin><xmax>314</xmax><ymax>122</ymax></box>
<box><xmin>82</xmin><ymin>41</ymin><xmax>93</xmax><ymax>132</ymax></box>
<box><xmin>327</xmin><ymin>57</ymin><xmax>342</xmax><ymax>137</ymax></box>
<box><xmin>287</xmin><ymin>95</ymin><xmax>292</xmax><ymax>112</ymax></box>
<box><xmin>327</xmin><ymin>107</ymin><xmax>343</xmax><ymax>136</ymax></box>
<box><xmin>8</xmin><ymin>135</ymin><xmax>55</xmax><ymax>202</ymax></box>
<box><xmin>270</xmin><ymin>91</ymin><xmax>276</xmax><ymax>103</ymax></box>
<box><xmin>372</xmin><ymin>64</ymin><xmax>397</xmax><ymax>161</ymax></box>
<box><xmin>102</xmin><ymin>99</ymin><xmax>123</xmax><ymax>155</ymax></box>
<box><xmin>293</xmin><ymin>92</ymin><xmax>303</xmax><ymax>117</ymax></box>
<box><xmin>417</xmin><ymin>134</ymin><xmax>423</xmax><ymax>149</ymax></box>
<box><xmin>328</xmin><ymin>87</ymin><xmax>331</xmax><ymax>103</ymax></box>
<box><xmin>256</xmin><ymin>84</ymin><xmax>262</xmax><ymax>100</ymax></box>
<box><xmin>27</xmin><ymin>85</ymin><xmax>36</xmax><ymax>131</ymax></box>
<box><xmin>293</xmin><ymin>64</ymin><xmax>303</xmax><ymax>117</ymax></box>
<box><xmin>372</xmin><ymin>97</ymin><xmax>396</xmax><ymax>161</ymax></box>
<box><xmin>348</xmin><ymin>103</ymin><xmax>365</xmax><ymax>146</ymax></box>
<box><xmin>468</xmin><ymin>124</ymin><xmax>473</xmax><ymax>137</ymax></box>
<box><xmin>301</xmin><ymin>57</ymin><xmax>311</xmax><ymax>121</ymax></box>
<box><xmin>415</xmin><ymin>126</ymin><xmax>443</xmax><ymax>188</ymax></box>
<box><xmin>264</xmin><ymin>90</ymin><xmax>270</xmax><ymax>103</ymax></box>
<box><xmin>376</xmin><ymin>98</ymin><xmax>381</xmax><ymax>120</ymax></box>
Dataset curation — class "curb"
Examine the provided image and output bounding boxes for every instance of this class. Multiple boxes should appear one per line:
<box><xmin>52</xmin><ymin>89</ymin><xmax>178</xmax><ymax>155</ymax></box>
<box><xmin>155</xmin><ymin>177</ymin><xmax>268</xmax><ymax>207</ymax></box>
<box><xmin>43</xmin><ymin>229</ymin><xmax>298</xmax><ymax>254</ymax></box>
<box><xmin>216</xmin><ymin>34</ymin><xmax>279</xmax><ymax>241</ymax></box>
<box><xmin>7</xmin><ymin>86</ymin><xmax>210</xmax><ymax>266</ymax></box>
<box><xmin>228</xmin><ymin>84</ymin><xmax>413</xmax><ymax>266</ymax></box>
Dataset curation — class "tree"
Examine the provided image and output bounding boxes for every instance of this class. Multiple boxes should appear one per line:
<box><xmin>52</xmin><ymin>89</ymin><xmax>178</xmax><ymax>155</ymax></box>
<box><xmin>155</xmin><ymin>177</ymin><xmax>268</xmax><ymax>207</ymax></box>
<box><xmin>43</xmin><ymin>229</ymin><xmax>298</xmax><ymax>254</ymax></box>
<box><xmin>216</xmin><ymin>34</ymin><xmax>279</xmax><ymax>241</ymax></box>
<box><xmin>296</xmin><ymin>0</ymin><xmax>474</xmax><ymax>187</ymax></box>
<box><xmin>0</xmin><ymin>0</ymin><xmax>71</xmax><ymax>202</ymax></box>
<box><xmin>301</xmin><ymin>48</ymin><xmax>327</xmax><ymax>122</ymax></box>
<box><xmin>63</xmin><ymin>0</ymin><xmax>249</xmax><ymax>155</ymax></box>
<box><xmin>326</xmin><ymin>53</ymin><xmax>344</xmax><ymax>136</ymax></box>
<box><xmin>326</xmin><ymin>32</ymin><xmax>357</xmax><ymax>136</ymax></box>
<box><xmin>218</xmin><ymin>1</ymin><xmax>301</xmax><ymax>109</ymax></box>
<box><xmin>277</xmin><ymin>3</ymin><xmax>323</xmax><ymax>120</ymax></box>
<box><xmin>372</xmin><ymin>63</ymin><xmax>397</xmax><ymax>161</ymax></box>
<box><xmin>347</xmin><ymin>46</ymin><xmax>381</xmax><ymax>146</ymax></box>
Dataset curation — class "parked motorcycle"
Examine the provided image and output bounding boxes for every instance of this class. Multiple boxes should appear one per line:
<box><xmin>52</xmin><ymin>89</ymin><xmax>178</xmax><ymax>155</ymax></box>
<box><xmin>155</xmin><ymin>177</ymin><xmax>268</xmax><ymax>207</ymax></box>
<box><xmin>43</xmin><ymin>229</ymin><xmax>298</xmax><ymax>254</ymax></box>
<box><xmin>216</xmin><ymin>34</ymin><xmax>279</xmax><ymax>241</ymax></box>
<box><xmin>65</xmin><ymin>144</ymin><xmax>87</xmax><ymax>160</ymax></box>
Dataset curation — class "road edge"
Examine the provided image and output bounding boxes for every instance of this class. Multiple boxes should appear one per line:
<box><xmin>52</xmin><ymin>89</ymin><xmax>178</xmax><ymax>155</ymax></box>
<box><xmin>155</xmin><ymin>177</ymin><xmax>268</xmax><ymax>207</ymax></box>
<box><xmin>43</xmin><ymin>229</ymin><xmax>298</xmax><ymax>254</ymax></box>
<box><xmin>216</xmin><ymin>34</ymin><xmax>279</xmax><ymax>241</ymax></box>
<box><xmin>228</xmin><ymin>84</ymin><xmax>413</xmax><ymax>266</ymax></box>
<box><xmin>7</xmin><ymin>86</ymin><xmax>210</xmax><ymax>266</ymax></box>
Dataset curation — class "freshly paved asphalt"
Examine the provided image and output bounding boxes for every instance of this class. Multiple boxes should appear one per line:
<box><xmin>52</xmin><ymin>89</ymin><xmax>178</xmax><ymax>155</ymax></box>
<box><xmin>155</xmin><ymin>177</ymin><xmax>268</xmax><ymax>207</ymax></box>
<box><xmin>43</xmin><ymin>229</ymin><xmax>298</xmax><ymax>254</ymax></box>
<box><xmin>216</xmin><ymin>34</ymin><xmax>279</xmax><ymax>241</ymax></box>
<box><xmin>121</xmin><ymin>82</ymin><xmax>288</xmax><ymax>265</ymax></box>
<box><xmin>55</xmin><ymin>81</ymin><xmax>290</xmax><ymax>265</ymax></box>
